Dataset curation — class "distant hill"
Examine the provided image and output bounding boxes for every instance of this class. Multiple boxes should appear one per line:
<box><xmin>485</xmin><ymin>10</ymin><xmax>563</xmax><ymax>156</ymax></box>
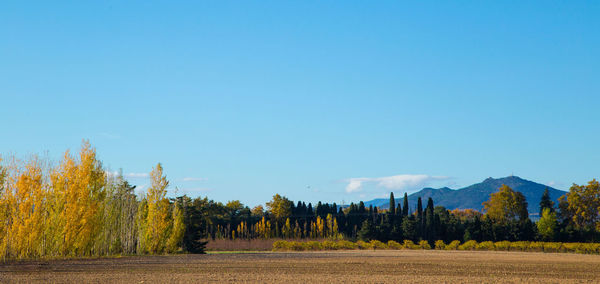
<box><xmin>363</xmin><ymin>176</ymin><xmax>566</xmax><ymax>215</ymax></box>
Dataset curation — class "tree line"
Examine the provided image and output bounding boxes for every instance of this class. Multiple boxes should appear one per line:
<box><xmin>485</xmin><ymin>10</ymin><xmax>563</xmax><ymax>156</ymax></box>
<box><xmin>179</xmin><ymin>180</ymin><xmax>600</xmax><ymax>245</ymax></box>
<box><xmin>1</xmin><ymin>141</ymin><xmax>599</xmax><ymax>260</ymax></box>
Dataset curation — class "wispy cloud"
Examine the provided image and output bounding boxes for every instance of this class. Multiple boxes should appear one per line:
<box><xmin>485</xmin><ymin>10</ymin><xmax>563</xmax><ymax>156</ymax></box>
<box><xmin>182</xmin><ymin>177</ymin><xmax>207</xmax><ymax>182</ymax></box>
<box><xmin>345</xmin><ymin>174</ymin><xmax>450</xmax><ymax>193</ymax></box>
<box><xmin>106</xmin><ymin>171</ymin><xmax>149</xmax><ymax>179</ymax></box>
<box><xmin>124</xmin><ymin>172</ymin><xmax>149</xmax><ymax>178</ymax></box>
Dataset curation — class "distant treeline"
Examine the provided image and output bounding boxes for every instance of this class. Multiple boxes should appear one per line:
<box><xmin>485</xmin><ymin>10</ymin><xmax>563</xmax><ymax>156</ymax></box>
<box><xmin>1</xmin><ymin>141</ymin><xmax>599</xmax><ymax>260</ymax></box>
<box><xmin>182</xmin><ymin>180</ymin><xmax>600</xmax><ymax>245</ymax></box>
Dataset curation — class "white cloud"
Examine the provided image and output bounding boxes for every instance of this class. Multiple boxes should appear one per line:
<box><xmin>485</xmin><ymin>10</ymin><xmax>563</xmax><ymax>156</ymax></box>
<box><xmin>345</xmin><ymin>174</ymin><xmax>450</xmax><ymax>193</ymax></box>
<box><xmin>182</xmin><ymin>177</ymin><xmax>207</xmax><ymax>182</ymax></box>
<box><xmin>124</xmin><ymin>172</ymin><xmax>149</xmax><ymax>178</ymax></box>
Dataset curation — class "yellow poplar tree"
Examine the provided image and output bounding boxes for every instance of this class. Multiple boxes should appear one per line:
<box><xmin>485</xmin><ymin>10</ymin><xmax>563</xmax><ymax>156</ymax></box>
<box><xmin>51</xmin><ymin>141</ymin><xmax>106</xmax><ymax>256</ymax></box>
<box><xmin>142</xmin><ymin>163</ymin><xmax>172</xmax><ymax>254</ymax></box>
<box><xmin>9</xmin><ymin>158</ymin><xmax>46</xmax><ymax>258</ymax></box>
<box><xmin>166</xmin><ymin>202</ymin><xmax>185</xmax><ymax>253</ymax></box>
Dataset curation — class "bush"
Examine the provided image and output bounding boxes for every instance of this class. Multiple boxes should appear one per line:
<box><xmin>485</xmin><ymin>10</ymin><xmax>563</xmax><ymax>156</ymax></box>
<box><xmin>528</xmin><ymin>242</ymin><xmax>544</xmax><ymax>252</ymax></box>
<box><xmin>458</xmin><ymin>240</ymin><xmax>477</xmax><ymax>250</ymax></box>
<box><xmin>302</xmin><ymin>241</ymin><xmax>322</xmax><ymax>251</ymax></box>
<box><xmin>370</xmin><ymin>240</ymin><xmax>388</xmax><ymax>250</ymax></box>
<box><xmin>387</xmin><ymin>240</ymin><xmax>403</xmax><ymax>250</ymax></box>
<box><xmin>402</xmin><ymin>240</ymin><xmax>419</xmax><ymax>249</ymax></box>
<box><xmin>272</xmin><ymin>240</ymin><xmax>288</xmax><ymax>251</ymax></box>
<box><xmin>321</xmin><ymin>240</ymin><xmax>337</xmax><ymax>250</ymax></box>
<box><xmin>476</xmin><ymin>241</ymin><xmax>494</xmax><ymax>251</ymax></box>
<box><xmin>336</xmin><ymin>240</ymin><xmax>358</xmax><ymax>250</ymax></box>
<box><xmin>562</xmin><ymin>242</ymin><xmax>581</xmax><ymax>253</ymax></box>
<box><xmin>356</xmin><ymin>240</ymin><xmax>373</xmax><ymax>250</ymax></box>
<box><xmin>510</xmin><ymin>241</ymin><xmax>530</xmax><ymax>252</ymax></box>
<box><xmin>434</xmin><ymin>240</ymin><xmax>446</xmax><ymax>250</ymax></box>
<box><xmin>542</xmin><ymin>242</ymin><xmax>562</xmax><ymax>253</ymax></box>
<box><xmin>494</xmin><ymin>241</ymin><xmax>511</xmax><ymax>251</ymax></box>
<box><xmin>418</xmin><ymin>240</ymin><xmax>431</xmax><ymax>250</ymax></box>
<box><xmin>272</xmin><ymin>240</ymin><xmax>304</xmax><ymax>251</ymax></box>
<box><xmin>445</xmin><ymin>240</ymin><xmax>461</xmax><ymax>250</ymax></box>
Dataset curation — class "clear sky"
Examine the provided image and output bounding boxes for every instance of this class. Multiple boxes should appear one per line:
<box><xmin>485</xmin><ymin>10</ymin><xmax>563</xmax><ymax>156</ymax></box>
<box><xmin>1</xmin><ymin>1</ymin><xmax>598</xmax><ymax>207</ymax></box>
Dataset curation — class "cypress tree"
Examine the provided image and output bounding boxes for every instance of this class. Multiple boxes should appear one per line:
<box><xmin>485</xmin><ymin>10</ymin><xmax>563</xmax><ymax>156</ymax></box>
<box><xmin>417</xmin><ymin>197</ymin><xmax>423</xmax><ymax>219</ymax></box>
<box><xmin>425</xmin><ymin>197</ymin><xmax>435</xmax><ymax>243</ymax></box>
<box><xmin>402</xmin><ymin>193</ymin><xmax>409</xmax><ymax>216</ymax></box>
<box><xmin>389</xmin><ymin>192</ymin><xmax>395</xmax><ymax>215</ymax></box>
<box><xmin>539</xmin><ymin>188</ymin><xmax>555</xmax><ymax>214</ymax></box>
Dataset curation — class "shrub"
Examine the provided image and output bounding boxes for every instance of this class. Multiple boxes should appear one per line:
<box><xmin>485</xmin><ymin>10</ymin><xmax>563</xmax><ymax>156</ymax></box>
<box><xmin>476</xmin><ymin>241</ymin><xmax>494</xmax><ymax>251</ymax></box>
<box><xmin>510</xmin><ymin>241</ymin><xmax>530</xmax><ymax>252</ymax></box>
<box><xmin>445</xmin><ymin>240</ymin><xmax>461</xmax><ymax>250</ymax></box>
<box><xmin>418</xmin><ymin>240</ymin><xmax>431</xmax><ymax>250</ymax></box>
<box><xmin>542</xmin><ymin>242</ymin><xmax>562</xmax><ymax>253</ymax></box>
<box><xmin>387</xmin><ymin>240</ymin><xmax>403</xmax><ymax>250</ymax></box>
<box><xmin>434</xmin><ymin>240</ymin><xmax>446</xmax><ymax>250</ymax></box>
<box><xmin>302</xmin><ymin>241</ymin><xmax>322</xmax><ymax>251</ymax></box>
<box><xmin>402</xmin><ymin>240</ymin><xmax>419</xmax><ymax>249</ymax></box>
<box><xmin>356</xmin><ymin>240</ymin><xmax>373</xmax><ymax>250</ymax></box>
<box><xmin>562</xmin><ymin>242</ymin><xmax>581</xmax><ymax>253</ymax></box>
<box><xmin>458</xmin><ymin>240</ymin><xmax>477</xmax><ymax>250</ymax></box>
<box><xmin>322</xmin><ymin>240</ymin><xmax>337</xmax><ymax>250</ymax></box>
<box><xmin>528</xmin><ymin>242</ymin><xmax>544</xmax><ymax>252</ymax></box>
<box><xmin>272</xmin><ymin>240</ymin><xmax>288</xmax><ymax>251</ymax></box>
<box><xmin>336</xmin><ymin>240</ymin><xmax>358</xmax><ymax>250</ymax></box>
<box><xmin>370</xmin><ymin>240</ymin><xmax>388</xmax><ymax>250</ymax></box>
<box><xmin>494</xmin><ymin>241</ymin><xmax>511</xmax><ymax>251</ymax></box>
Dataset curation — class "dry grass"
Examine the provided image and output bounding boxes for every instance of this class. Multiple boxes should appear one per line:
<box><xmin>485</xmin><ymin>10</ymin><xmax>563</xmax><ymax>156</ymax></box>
<box><xmin>2</xmin><ymin>250</ymin><xmax>600</xmax><ymax>283</ymax></box>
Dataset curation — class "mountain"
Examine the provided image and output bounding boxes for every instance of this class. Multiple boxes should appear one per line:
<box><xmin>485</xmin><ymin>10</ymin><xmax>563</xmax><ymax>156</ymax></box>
<box><xmin>363</xmin><ymin>176</ymin><xmax>566</xmax><ymax>215</ymax></box>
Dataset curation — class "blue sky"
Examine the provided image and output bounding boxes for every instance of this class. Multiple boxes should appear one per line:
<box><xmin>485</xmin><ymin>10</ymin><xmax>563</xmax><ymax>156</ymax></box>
<box><xmin>1</xmin><ymin>1</ymin><xmax>598</xmax><ymax>206</ymax></box>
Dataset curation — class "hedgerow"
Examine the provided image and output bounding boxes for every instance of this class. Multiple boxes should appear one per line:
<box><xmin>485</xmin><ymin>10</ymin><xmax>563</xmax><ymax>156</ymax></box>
<box><xmin>272</xmin><ymin>240</ymin><xmax>600</xmax><ymax>255</ymax></box>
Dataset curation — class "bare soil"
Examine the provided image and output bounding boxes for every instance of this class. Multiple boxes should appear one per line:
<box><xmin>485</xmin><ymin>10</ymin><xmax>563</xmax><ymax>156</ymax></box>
<box><xmin>1</xmin><ymin>250</ymin><xmax>600</xmax><ymax>283</ymax></box>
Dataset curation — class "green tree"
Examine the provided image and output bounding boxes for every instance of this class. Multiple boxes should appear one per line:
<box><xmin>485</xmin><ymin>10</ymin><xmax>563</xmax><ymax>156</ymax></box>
<box><xmin>537</xmin><ymin>208</ymin><xmax>557</xmax><ymax>241</ymax></box>
<box><xmin>402</xmin><ymin>193</ymin><xmax>409</xmax><ymax>216</ymax></box>
<box><xmin>539</xmin><ymin>187</ymin><xmax>554</xmax><ymax>214</ymax></box>
<box><xmin>389</xmin><ymin>192</ymin><xmax>395</xmax><ymax>216</ymax></box>
<box><xmin>483</xmin><ymin>184</ymin><xmax>528</xmax><ymax>223</ymax></box>
<box><xmin>357</xmin><ymin>219</ymin><xmax>375</xmax><ymax>241</ymax></box>
<box><xmin>402</xmin><ymin>215</ymin><xmax>417</xmax><ymax>241</ymax></box>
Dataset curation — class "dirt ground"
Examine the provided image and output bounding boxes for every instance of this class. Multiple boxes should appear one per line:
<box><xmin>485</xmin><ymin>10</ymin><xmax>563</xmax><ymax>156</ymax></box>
<box><xmin>1</xmin><ymin>250</ymin><xmax>600</xmax><ymax>283</ymax></box>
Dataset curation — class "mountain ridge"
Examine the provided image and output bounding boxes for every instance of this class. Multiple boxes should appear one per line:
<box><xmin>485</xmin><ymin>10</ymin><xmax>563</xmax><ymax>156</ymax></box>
<box><xmin>363</xmin><ymin>176</ymin><xmax>566</xmax><ymax>215</ymax></box>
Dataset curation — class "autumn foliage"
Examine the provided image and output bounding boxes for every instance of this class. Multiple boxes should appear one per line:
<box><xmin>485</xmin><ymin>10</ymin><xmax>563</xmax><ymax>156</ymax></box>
<box><xmin>0</xmin><ymin>141</ymin><xmax>184</xmax><ymax>260</ymax></box>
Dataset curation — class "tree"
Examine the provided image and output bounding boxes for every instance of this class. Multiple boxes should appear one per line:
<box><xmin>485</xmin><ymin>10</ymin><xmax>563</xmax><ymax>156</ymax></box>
<box><xmin>8</xmin><ymin>157</ymin><xmax>46</xmax><ymax>258</ymax></box>
<box><xmin>402</xmin><ymin>215</ymin><xmax>417</xmax><ymax>241</ymax></box>
<box><xmin>357</xmin><ymin>219</ymin><xmax>375</xmax><ymax>241</ymax></box>
<box><xmin>266</xmin><ymin>194</ymin><xmax>293</xmax><ymax>221</ymax></box>
<box><xmin>537</xmin><ymin>208</ymin><xmax>557</xmax><ymax>241</ymax></box>
<box><xmin>139</xmin><ymin>163</ymin><xmax>172</xmax><ymax>254</ymax></box>
<box><xmin>563</xmin><ymin>179</ymin><xmax>600</xmax><ymax>230</ymax></box>
<box><xmin>389</xmin><ymin>192</ymin><xmax>395</xmax><ymax>216</ymax></box>
<box><xmin>483</xmin><ymin>184</ymin><xmax>528</xmax><ymax>223</ymax></box>
<box><xmin>402</xmin><ymin>193</ymin><xmax>409</xmax><ymax>216</ymax></box>
<box><xmin>539</xmin><ymin>187</ymin><xmax>554</xmax><ymax>214</ymax></box>
<box><xmin>50</xmin><ymin>141</ymin><xmax>106</xmax><ymax>257</ymax></box>
<box><xmin>166</xmin><ymin>202</ymin><xmax>185</xmax><ymax>253</ymax></box>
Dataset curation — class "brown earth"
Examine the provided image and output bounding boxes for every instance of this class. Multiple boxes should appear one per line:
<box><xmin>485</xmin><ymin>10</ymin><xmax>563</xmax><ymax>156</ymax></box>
<box><xmin>1</xmin><ymin>250</ymin><xmax>600</xmax><ymax>283</ymax></box>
